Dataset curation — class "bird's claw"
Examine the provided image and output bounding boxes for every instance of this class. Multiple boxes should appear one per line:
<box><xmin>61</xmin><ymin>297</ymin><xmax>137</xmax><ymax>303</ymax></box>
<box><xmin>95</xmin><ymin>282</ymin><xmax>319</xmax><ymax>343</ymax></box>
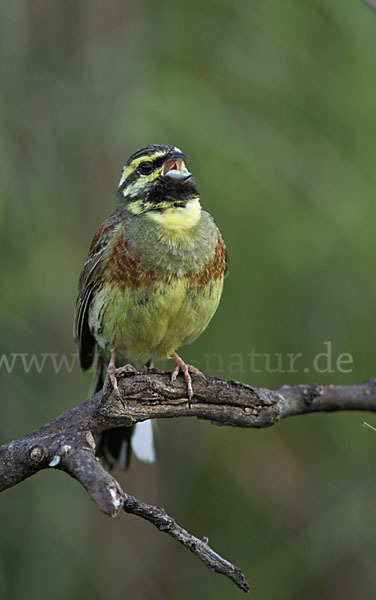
<box><xmin>171</xmin><ymin>352</ymin><xmax>206</xmax><ymax>407</ymax></box>
<box><xmin>104</xmin><ymin>351</ymin><xmax>136</xmax><ymax>407</ymax></box>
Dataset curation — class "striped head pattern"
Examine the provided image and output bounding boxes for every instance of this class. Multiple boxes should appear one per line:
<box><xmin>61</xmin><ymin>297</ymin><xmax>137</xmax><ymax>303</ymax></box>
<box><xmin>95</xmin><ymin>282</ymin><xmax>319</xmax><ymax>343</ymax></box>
<box><xmin>117</xmin><ymin>144</ymin><xmax>200</xmax><ymax>215</ymax></box>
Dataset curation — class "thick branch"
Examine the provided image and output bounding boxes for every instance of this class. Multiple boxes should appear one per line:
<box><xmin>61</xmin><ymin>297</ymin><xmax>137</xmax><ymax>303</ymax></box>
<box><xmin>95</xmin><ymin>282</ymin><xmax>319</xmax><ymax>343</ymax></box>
<box><xmin>2</xmin><ymin>371</ymin><xmax>376</xmax><ymax>492</ymax></box>
<box><xmin>1</xmin><ymin>371</ymin><xmax>376</xmax><ymax>592</ymax></box>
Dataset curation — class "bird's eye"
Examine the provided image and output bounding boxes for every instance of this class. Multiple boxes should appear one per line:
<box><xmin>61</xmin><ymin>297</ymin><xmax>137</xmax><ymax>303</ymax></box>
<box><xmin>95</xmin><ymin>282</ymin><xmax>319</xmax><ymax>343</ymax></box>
<box><xmin>138</xmin><ymin>162</ymin><xmax>153</xmax><ymax>175</ymax></box>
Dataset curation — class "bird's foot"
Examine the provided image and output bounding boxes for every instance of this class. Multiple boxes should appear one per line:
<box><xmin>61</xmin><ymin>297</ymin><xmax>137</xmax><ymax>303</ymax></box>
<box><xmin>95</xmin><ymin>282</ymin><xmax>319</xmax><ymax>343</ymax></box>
<box><xmin>171</xmin><ymin>351</ymin><xmax>206</xmax><ymax>407</ymax></box>
<box><xmin>104</xmin><ymin>351</ymin><xmax>136</xmax><ymax>405</ymax></box>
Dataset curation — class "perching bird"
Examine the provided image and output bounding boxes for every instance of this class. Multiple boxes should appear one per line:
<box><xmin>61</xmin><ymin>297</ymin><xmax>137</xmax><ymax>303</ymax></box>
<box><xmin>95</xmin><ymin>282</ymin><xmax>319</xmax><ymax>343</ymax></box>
<box><xmin>74</xmin><ymin>144</ymin><xmax>228</xmax><ymax>470</ymax></box>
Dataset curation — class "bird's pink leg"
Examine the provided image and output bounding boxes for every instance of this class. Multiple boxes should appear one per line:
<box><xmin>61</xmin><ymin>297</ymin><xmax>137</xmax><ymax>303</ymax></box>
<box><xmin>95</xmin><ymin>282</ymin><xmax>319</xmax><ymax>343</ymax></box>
<box><xmin>171</xmin><ymin>351</ymin><xmax>206</xmax><ymax>406</ymax></box>
<box><xmin>104</xmin><ymin>350</ymin><xmax>136</xmax><ymax>402</ymax></box>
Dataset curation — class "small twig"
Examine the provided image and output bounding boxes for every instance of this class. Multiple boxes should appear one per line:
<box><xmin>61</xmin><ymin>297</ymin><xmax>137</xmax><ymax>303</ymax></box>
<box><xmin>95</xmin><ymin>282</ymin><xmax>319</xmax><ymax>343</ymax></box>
<box><xmin>123</xmin><ymin>494</ymin><xmax>250</xmax><ymax>592</ymax></box>
<box><xmin>361</xmin><ymin>0</ymin><xmax>376</xmax><ymax>12</ymax></box>
<box><xmin>362</xmin><ymin>421</ymin><xmax>376</xmax><ymax>433</ymax></box>
<box><xmin>1</xmin><ymin>372</ymin><xmax>376</xmax><ymax>592</ymax></box>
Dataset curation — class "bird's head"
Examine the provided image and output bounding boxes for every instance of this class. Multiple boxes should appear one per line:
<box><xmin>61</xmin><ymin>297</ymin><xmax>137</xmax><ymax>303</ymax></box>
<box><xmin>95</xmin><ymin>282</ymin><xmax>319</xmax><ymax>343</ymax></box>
<box><xmin>117</xmin><ymin>145</ymin><xmax>200</xmax><ymax>219</ymax></box>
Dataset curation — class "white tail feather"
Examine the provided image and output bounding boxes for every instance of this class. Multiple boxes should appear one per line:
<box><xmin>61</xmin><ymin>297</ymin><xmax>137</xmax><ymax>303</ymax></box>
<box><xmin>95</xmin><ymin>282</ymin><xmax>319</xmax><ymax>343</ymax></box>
<box><xmin>131</xmin><ymin>420</ymin><xmax>156</xmax><ymax>463</ymax></box>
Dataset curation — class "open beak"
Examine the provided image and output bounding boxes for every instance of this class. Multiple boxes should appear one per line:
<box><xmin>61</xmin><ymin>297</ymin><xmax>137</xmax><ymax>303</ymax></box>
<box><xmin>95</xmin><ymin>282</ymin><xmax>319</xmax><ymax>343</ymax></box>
<box><xmin>163</xmin><ymin>151</ymin><xmax>192</xmax><ymax>181</ymax></box>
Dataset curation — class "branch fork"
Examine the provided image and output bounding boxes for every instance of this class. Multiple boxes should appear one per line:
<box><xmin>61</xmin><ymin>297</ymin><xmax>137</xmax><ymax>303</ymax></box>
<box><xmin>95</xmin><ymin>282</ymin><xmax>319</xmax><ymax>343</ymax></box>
<box><xmin>1</xmin><ymin>371</ymin><xmax>376</xmax><ymax>592</ymax></box>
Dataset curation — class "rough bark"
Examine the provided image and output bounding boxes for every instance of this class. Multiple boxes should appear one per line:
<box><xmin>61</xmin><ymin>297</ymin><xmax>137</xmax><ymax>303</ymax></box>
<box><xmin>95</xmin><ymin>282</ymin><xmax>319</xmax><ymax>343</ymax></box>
<box><xmin>1</xmin><ymin>370</ymin><xmax>376</xmax><ymax>592</ymax></box>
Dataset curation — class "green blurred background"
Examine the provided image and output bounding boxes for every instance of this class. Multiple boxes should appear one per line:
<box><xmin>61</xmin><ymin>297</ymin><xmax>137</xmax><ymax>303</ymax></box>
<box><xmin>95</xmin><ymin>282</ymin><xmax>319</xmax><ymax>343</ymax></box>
<box><xmin>1</xmin><ymin>1</ymin><xmax>376</xmax><ymax>598</ymax></box>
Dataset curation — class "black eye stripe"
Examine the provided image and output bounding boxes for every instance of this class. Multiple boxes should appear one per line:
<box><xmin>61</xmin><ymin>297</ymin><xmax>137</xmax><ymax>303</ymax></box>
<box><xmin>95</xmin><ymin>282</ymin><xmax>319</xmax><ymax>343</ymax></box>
<box><xmin>120</xmin><ymin>154</ymin><xmax>169</xmax><ymax>190</ymax></box>
<box><xmin>136</xmin><ymin>155</ymin><xmax>167</xmax><ymax>172</ymax></box>
<box><xmin>150</xmin><ymin>155</ymin><xmax>167</xmax><ymax>170</ymax></box>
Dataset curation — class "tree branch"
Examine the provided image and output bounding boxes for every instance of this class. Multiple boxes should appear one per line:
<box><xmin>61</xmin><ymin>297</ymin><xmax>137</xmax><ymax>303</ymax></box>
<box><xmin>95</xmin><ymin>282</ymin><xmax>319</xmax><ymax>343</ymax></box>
<box><xmin>123</xmin><ymin>493</ymin><xmax>250</xmax><ymax>592</ymax></box>
<box><xmin>361</xmin><ymin>0</ymin><xmax>376</xmax><ymax>12</ymax></box>
<box><xmin>1</xmin><ymin>371</ymin><xmax>376</xmax><ymax>592</ymax></box>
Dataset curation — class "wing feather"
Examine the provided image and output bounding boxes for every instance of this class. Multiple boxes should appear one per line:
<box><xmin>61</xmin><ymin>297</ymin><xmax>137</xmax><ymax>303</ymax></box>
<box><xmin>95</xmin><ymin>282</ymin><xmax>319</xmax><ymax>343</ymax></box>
<box><xmin>224</xmin><ymin>245</ymin><xmax>229</xmax><ymax>278</ymax></box>
<box><xmin>73</xmin><ymin>213</ymin><xmax>119</xmax><ymax>370</ymax></box>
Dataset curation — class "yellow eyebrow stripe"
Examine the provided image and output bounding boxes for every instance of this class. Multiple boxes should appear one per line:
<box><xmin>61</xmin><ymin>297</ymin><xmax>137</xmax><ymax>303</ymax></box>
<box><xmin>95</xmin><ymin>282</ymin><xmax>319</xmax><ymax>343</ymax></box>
<box><xmin>119</xmin><ymin>151</ymin><xmax>167</xmax><ymax>186</ymax></box>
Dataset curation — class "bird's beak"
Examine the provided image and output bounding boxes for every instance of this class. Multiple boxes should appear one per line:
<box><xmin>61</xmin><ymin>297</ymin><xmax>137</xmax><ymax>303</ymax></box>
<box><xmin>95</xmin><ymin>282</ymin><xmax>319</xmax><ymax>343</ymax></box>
<box><xmin>163</xmin><ymin>151</ymin><xmax>192</xmax><ymax>181</ymax></box>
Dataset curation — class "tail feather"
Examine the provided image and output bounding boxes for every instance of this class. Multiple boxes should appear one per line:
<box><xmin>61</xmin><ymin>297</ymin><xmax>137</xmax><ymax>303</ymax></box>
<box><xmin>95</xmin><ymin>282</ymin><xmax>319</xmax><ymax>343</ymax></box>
<box><xmin>131</xmin><ymin>420</ymin><xmax>157</xmax><ymax>463</ymax></box>
<box><xmin>93</xmin><ymin>354</ymin><xmax>156</xmax><ymax>470</ymax></box>
<box><xmin>90</xmin><ymin>354</ymin><xmax>106</xmax><ymax>396</ymax></box>
<box><xmin>96</xmin><ymin>425</ymin><xmax>133</xmax><ymax>470</ymax></box>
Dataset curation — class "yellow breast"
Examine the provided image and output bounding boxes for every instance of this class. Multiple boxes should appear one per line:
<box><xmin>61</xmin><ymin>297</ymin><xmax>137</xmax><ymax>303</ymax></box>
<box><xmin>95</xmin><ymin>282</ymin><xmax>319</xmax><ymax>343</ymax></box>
<box><xmin>89</xmin><ymin>275</ymin><xmax>223</xmax><ymax>365</ymax></box>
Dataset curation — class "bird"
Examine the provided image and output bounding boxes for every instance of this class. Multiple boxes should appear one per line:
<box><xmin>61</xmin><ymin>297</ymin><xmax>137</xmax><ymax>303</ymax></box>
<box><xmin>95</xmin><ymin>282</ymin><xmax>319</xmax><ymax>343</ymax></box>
<box><xmin>74</xmin><ymin>144</ymin><xmax>228</xmax><ymax>470</ymax></box>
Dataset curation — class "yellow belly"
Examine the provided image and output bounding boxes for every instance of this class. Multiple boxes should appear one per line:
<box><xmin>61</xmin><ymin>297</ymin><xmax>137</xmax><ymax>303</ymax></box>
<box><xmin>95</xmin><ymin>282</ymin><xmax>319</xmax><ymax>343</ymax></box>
<box><xmin>89</xmin><ymin>277</ymin><xmax>223</xmax><ymax>364</ymax></box>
